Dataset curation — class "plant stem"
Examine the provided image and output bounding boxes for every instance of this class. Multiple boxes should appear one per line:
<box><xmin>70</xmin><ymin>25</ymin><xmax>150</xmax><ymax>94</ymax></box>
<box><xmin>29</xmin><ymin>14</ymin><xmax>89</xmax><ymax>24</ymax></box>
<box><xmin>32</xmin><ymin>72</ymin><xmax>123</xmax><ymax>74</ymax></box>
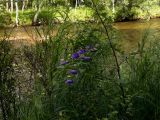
<box><xmin>91</xmin><ymin>0</ymin><xmax>126</xmax><ymax>104</ymax></box>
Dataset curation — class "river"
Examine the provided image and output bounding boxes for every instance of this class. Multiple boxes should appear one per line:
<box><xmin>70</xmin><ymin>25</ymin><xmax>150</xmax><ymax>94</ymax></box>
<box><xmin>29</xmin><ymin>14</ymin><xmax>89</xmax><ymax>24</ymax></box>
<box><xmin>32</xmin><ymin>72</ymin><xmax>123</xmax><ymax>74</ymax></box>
<box><xmin>0</xmin><ymin>19</ymin><xmax>160</xmax><ymax>51</ymax></box>
<box><xmin>114</xmin><ymin>19</ymin><xmax>160</xmax><ymax>52</ymax></box>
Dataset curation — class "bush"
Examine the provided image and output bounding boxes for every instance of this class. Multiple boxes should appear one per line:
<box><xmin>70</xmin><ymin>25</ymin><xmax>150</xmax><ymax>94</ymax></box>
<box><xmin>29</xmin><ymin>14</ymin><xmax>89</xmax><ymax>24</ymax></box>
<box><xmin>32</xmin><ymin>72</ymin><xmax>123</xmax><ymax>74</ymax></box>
<box><xmin>0</xmin><ymin>11</ymin><xmax>12</xmax><ymax>26</ymax></box>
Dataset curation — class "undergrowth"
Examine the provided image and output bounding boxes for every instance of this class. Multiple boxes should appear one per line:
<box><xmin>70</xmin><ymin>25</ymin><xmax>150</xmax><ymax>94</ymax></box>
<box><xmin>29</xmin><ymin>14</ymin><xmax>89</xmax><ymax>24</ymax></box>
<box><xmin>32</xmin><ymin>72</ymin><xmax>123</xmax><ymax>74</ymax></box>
<box><xmin>1</xmin><ymin>2</ymin><xmax>160</xmax><ymax>120</ymax></box>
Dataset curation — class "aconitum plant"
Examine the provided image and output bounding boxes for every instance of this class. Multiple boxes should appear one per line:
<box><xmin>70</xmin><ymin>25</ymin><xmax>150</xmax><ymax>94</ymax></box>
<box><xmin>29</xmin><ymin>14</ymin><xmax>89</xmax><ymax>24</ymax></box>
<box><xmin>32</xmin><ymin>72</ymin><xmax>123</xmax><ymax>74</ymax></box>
<box><xmin>72</xmin><ymin>53</ymin><xmax>79</xmax><ymax>59</ymax></box>
<box><xmin>65</xmin><ymin>80</ymin><xmax>74</xmax><ymax>85</ymax></box>
<box><xmin>61</xmin><ymin>61</ymin><xmax>69</xmax><ymax>65</ymax></box>
<box><xmin>60</xmin><ymin>59</ymin><xmax>69</xmax><ymax>65</ymax></box>
<box><xmin>77</xmin><ymin>49</ymin><xmax>86</xmax><ymax>54</ymax></box>
<box><xmin>69</xmin><ymin>70</ymin><xmax>78</xmax><ymax>75</ymax></box>
<box><xmin>62</xmin><ymin>45</ymin><xmax>97</xmax><ymax>85</ymax></box>
<box><xmin>81</xmin><ymin>56</ymin><xmax>92</xmax><ymax>61</ymax></box>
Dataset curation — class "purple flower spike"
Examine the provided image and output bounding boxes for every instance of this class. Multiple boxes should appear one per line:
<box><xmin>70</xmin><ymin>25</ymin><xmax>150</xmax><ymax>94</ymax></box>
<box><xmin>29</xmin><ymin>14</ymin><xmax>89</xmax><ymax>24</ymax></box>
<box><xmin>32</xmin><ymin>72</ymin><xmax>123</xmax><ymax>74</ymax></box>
<box><xmin>65</xmin><ymin>80</ymin><xmax>74</xmax><ymax>85</ymax></box>
<box><xmin>78</xmin><ymin>49</ymin><xmax>86</xmax><ymax>54</ymax></box>
<box><xmin>69</xmin><ymin>70</ymin><xmax>78</xmax><ymax>75</ymax></box>
<box><xmin>72</xmin><ymin>53</ymin><xmax>79</xmax><ymax>59</ymax></box>
<box><xmin>81</xmin><ymin>56</ymin><xmax>92</xmax><ymax>62</ymax></box>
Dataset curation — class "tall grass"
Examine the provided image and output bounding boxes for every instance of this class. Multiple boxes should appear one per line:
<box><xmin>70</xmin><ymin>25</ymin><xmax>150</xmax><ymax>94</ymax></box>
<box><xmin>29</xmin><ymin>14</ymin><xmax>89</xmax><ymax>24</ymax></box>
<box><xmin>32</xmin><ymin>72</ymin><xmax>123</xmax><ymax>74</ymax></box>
<box><xmin>0</xmin><ymin>40</ymin><xmax>17</xmax><ymax>120</ymax></box>
<box><xmin>125</xmin><ymin>41</ymin><xmax>160</xmax><ymax>120</ymax></box>
<box><xmin>20</xmin><ymin>21</ymin><xmax>118</xmax><ymax>119</ymax></box>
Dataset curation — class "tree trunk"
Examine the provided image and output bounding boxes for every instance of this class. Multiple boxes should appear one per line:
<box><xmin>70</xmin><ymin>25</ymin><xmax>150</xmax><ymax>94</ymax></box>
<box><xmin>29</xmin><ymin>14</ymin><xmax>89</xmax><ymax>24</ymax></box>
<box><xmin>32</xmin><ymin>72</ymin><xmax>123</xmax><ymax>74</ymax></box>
<box><xmin>112</xmin><ymin>0</ymin><xmax>115</xmax><ymax>13</ymax></box>
<box><xmin>6</xmin><ymin>0</ymin><xmax>9</xmax><ymax>11</ymax></box>
<box><xmin>25</xmin><ymin>0</ymin><xmax>28</xmax><ymax>9</ymax></box>
<box><xmin>11</xmin><ymin>0</ymin><xmax>13</xmax><ymax>13</ymax></box>
<box><xmin>75</xmin><ymin>0</ymin><xmax>78</xmax><ymax>8</ymax></box>
<box><xmin>32</xmin><ymin>1</ymin><xmax>43</xmax><ymax>26</ymax></box>
<box><xmin>22</xmin><ymin>0</ymin><xmax>25</xmax><ymax>13</ymax></box>
<box><xmin>15</xmin><ymin>0</ymin><xmax>19</xmax><ymax>26</ymax></box>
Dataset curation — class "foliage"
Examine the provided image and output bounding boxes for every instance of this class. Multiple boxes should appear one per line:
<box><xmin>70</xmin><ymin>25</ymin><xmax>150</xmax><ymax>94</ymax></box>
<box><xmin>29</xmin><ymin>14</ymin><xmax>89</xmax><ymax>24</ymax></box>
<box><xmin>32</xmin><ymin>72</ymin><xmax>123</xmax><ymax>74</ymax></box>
<box><xmin>121</xmin><ymin>41</ymin><xmax>160</xmax><ymax>120</ymax></box>
<box><xmin>20</xmin><ymin>22</ymin><xmax>118</xmax><ymax>120</ymax></box>
<box><xmin>0</xmin><ymin>11</ymin><xmax>12</xmax><ymax>27</ymax></box>
<box><xmin>1</xmin><ymin>0</ymin><xmax>160</xmax><ymax>26</ymax></box>
<box><xmin>1</xmin><ymin>1</ymin><xmax>160</xmax><ymax>120</ymax></box>
<box><xmin>0</xmin><ymin>40</ymin><xmax>17</xmax><ymax>120</ymax></box>
<box><xmin>11</xmin><ymin>10</ymin><xmax>34</xmax><ymax>25</ymax></box>
<box><xmin>1</xmin><ymin>20</ymin><xmax>160</xmax><ymax>120</ymax></box>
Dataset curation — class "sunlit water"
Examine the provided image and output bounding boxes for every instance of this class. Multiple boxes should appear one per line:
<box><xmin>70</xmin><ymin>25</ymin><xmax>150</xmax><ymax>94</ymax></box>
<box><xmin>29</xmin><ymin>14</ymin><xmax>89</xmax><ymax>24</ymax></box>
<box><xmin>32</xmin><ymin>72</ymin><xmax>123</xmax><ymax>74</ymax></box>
<box><xmin>0</xmin><ymin>26</ymin><xmax>58</xmax><ymax>47</ymax></box>
<box><xmin>114</xmin><ymin>19</ymin><xmax>160</xmax><ymax>52</ymax></box>
<box><xmin>0</xmin><ymin>19</ymin><xmax>160</xmax><ymax>51</ymax></box>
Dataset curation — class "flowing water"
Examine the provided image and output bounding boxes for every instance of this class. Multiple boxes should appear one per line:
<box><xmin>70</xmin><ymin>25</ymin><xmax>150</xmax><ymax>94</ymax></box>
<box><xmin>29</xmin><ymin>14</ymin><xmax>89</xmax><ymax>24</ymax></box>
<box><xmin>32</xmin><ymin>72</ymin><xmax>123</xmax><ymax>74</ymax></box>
<box><xmin>114</xmin><ymin>19</ymin><xmax>160</xmax><ymax>52</ymax></box>
<box><xmin>0</xmin><ymin>26</ymin><xmax>58</xmax><ymax>47</ymax></box>
<box><xmin>0</xmin><ymin>19</ymin><xmax>160</xmax><ymax>51</ymax></box>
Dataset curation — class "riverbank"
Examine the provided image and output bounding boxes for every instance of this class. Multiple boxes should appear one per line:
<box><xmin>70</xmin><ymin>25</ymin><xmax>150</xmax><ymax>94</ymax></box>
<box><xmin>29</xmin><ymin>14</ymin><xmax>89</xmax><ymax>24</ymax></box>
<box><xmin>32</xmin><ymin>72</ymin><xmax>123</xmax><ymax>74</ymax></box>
<box><xmin>1</xmin><ymin>6</ymin><xmax>94</xmax><ymax>27</ymax></box>
<box><xmin>1</xmin><ymin>18</ymin><xmax>160</xmax><ymax>52</ymax></box>
<box><xmin>1</xmin><ymin>5</ymin><xmax>160</xmax><ymax>27</ymax></box>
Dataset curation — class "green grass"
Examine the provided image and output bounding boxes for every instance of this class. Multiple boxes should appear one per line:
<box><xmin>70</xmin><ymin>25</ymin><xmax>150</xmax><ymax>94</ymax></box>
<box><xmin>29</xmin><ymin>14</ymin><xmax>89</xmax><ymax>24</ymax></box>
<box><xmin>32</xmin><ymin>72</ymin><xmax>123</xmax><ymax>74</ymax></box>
<box><xmin>10</xmin><ymin>6</ymin><xmax>93</xmax><ymax>26</ymax></box>
<box><xmin>68</xmin><ymin>6</ymin><xmax>93</xmax><ymax>21</ymax></box>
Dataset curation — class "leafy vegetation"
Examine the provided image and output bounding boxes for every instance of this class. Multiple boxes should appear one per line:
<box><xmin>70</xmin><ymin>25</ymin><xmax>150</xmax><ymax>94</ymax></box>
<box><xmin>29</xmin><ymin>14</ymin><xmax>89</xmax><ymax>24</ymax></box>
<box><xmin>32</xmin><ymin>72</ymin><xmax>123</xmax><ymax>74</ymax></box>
<box><xmin>1</xmin><ymin>0</ymin><xmax>160</xmax><ymax>120</ymax></box>
<box><xmin>1</xmin><ymin>0</ymin><xmax>160</xmax><ymax>26</ymax></box>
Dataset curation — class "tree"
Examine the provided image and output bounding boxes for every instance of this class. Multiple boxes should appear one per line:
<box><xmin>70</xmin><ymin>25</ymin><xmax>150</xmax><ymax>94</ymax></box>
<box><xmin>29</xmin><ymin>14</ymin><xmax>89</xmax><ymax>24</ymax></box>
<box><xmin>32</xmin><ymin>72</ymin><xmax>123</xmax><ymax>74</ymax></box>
<box><xmin>32</xmin><ymin>0</ymin><xmax>43</xmax><ymax>25</ymax></box>
<box><xmin>11</xmin><ymin>0</ymin><xmax>13</xmax><ymax>13</ymax></box>
<box><xmin>5</xmin><ymin>0</ymin><xmax>9</xmax><ymax>11</ymax></box>
<box><xmin>22</xmin><ymin>0</ymin><xmax>25</xmax><ymax>13</ymax></box>
<box><xmin>15</xmin><ymin>0</ymin><xmax>19</xmax><ymax>26</ymax></box>
<box><xmin>112</xmin><ymin>0</ymin><xmax>115</xmax><ymax>13</ymax></box>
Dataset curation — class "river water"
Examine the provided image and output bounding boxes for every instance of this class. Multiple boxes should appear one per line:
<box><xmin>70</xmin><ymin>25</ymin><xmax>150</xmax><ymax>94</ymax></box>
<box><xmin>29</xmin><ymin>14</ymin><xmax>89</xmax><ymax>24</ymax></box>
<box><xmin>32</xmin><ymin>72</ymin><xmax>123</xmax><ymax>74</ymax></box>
<box><xmin>114</xmin><ymin>19</ymin><xmax>160</xmax><ymax>52</ymax></box>
<box><xmin>0</xmin><ymin>19</ymin><xmax>160</xmax><ymax>51</ymax></box>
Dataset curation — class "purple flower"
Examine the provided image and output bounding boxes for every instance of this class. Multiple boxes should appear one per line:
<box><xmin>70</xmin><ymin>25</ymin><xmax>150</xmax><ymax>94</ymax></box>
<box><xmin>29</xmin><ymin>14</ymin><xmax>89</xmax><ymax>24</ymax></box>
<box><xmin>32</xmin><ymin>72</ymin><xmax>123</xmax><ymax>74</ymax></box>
<box><xmin>65</xmin><ymin>80</ymin><xmax>74</xmax><ymax>85</ymax></box>
<box><xmin>61</xmin><ymin>61</ymin><xmax>69</xmax><ymax>65</ymax></box>
<box><xmin>77</xmin><ymin>49</ymin><xmax>86</xmax><ymax>54</ymax></box>
<box><xmin>72</xmin><ymin>53</ymin><xmax>79</xmax><ymax>59</ymax></box>
<box><xmin>81</xmin><ymin>56</ymin><xmax>92</xmax><ymax>61</ymax></box>
<box><xmin>69</xmin><ymin>70</ymin><xmax>78</xmax><ymax>75</ymax></box>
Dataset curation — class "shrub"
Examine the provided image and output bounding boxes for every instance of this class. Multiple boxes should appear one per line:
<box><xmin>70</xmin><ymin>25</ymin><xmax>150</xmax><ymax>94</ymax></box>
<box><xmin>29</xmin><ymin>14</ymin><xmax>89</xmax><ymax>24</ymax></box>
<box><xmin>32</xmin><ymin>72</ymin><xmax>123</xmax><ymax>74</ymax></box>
<box><xmin>0</xmin><ymin>11</ymin><xmax>12</xmax><ymax>26</ymax></box>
